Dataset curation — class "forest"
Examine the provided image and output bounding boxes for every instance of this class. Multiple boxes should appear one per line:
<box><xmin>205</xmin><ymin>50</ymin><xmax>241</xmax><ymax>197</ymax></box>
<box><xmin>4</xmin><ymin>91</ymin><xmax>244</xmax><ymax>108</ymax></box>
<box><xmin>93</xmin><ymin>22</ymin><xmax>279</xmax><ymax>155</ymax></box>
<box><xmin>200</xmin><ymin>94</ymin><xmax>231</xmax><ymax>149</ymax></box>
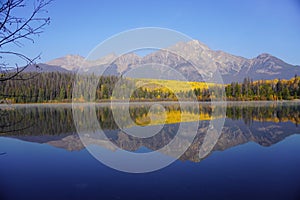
<box><xmin>0</xmin><ymin>72</ymin><xmax>299</xmax><ymax>103</ymax></box>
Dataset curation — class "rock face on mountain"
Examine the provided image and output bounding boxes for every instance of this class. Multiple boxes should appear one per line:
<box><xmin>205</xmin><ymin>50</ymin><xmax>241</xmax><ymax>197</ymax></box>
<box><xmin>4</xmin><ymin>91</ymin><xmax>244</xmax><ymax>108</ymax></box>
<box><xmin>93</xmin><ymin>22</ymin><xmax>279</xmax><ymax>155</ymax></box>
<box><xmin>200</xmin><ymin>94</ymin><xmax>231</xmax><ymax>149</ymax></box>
<box><xmin>12</xmin><ymin>63</ymin><xmax>70</xmax><ymax>73</ymax></box>
<box><xmin>244</xmin><ymin>53</ymin><xmax>299</xmax><ymax>81</ymax></box>
<box><xmin>46</xmin><ymin>54</ymin><xmax>118</xmax><ymax>71</ymax></box>
<box><xmin>46</xmin><ymin>54</ymin><xmax>85</xmax><ymax>71</ymax></box>
<box><xmin>45</xmin><ymin>40</ymin><xmax>300</xmax><ymax>83</ymax></box>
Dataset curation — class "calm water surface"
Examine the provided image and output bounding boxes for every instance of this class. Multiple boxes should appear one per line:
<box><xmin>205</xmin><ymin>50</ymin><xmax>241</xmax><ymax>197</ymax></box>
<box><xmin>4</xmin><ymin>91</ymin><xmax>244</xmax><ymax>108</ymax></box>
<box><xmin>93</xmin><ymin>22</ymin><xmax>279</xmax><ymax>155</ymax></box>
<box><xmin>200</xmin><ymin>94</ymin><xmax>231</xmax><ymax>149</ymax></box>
<box><xmin>0</xmin><ymin>102</ymin><xmax>300</xmax><ymax>200</ymax></box>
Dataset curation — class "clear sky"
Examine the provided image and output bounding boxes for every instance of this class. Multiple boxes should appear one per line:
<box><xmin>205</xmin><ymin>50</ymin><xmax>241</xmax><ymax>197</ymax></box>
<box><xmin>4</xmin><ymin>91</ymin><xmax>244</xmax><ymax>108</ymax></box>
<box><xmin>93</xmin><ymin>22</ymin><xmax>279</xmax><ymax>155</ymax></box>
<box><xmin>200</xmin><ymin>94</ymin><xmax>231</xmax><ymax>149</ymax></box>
<box><xmin>15</xmin><ymin>0</ymin><xmax>300</xmax><ymax>65</ymax></box>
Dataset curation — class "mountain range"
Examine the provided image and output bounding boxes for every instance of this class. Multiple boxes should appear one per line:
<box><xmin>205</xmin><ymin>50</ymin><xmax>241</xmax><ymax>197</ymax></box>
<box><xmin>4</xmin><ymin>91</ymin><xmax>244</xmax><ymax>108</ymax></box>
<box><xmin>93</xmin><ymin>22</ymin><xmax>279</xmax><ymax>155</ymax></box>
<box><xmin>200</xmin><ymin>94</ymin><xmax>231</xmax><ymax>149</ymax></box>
<box><xmin>30</xmin><ymin>40</ymin><xmax>299</xmax><ymax>83</ymax></box>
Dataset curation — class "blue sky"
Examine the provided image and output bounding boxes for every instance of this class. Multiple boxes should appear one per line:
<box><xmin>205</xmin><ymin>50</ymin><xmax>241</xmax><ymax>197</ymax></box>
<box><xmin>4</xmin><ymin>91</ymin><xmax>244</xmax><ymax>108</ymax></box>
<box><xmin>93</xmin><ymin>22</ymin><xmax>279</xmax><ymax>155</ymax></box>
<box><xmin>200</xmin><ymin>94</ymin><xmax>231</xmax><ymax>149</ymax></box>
<box><xmin>15</xmin><ymin>0</ymin><xmax>300</xmax><ymax>65</ymax></box>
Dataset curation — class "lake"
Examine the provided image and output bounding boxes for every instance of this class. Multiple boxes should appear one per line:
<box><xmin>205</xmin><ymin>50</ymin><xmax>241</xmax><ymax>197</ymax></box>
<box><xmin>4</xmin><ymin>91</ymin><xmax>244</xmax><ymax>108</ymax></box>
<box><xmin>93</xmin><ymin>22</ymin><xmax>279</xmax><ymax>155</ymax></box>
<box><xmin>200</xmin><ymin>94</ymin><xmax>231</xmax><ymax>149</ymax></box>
<box><xmin>0</xmin><ymin>102</ymin><xmax>300</xmax><ymax>199</ymax></box>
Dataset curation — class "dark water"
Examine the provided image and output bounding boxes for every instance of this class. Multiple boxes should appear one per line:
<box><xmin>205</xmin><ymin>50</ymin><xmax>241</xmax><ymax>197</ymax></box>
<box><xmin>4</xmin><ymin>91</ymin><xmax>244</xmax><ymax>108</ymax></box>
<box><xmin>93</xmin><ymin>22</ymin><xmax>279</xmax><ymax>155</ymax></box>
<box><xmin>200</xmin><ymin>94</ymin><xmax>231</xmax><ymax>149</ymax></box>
<box><xmin>0</xmin><ymin>102</ymin><xmax>300</xmax><ymax>200</ymax></box>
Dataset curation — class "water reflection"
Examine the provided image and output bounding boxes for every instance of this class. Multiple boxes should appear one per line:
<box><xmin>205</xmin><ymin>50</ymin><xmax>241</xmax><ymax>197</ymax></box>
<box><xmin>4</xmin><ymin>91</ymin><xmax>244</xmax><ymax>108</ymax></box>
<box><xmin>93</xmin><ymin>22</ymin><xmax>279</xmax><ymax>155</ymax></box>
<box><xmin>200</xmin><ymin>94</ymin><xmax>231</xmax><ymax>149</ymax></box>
<box><xmin>0</xmin><ymin>102</ymin><xmax>299</xmax><ymax>162</ymax></box>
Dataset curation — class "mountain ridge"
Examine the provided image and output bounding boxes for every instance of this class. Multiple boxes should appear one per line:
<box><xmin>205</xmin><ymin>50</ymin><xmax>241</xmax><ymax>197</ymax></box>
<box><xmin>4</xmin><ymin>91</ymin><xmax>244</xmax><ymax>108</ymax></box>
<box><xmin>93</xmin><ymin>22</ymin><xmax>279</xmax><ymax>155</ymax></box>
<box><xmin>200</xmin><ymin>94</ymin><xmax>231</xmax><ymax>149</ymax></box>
<box><xmin>43</xmin><ymin>40</ymin><xmax>300</xmax><ymax>83</ymax></box>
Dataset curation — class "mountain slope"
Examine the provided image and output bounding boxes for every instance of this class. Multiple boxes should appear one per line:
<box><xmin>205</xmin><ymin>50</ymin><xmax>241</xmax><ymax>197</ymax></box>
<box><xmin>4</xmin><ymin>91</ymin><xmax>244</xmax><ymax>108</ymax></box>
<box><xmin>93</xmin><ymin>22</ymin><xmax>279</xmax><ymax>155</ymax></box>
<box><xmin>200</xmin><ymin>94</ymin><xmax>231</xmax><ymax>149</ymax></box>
<box><xmin>45</xmin><ymin>41</ymin><xmax>300</xmax><ymax>83</ymax></box>
<box><xmin>7</xmin><ymin>63</ymin><xmax>70</xmax><ymax>73</ymax></box>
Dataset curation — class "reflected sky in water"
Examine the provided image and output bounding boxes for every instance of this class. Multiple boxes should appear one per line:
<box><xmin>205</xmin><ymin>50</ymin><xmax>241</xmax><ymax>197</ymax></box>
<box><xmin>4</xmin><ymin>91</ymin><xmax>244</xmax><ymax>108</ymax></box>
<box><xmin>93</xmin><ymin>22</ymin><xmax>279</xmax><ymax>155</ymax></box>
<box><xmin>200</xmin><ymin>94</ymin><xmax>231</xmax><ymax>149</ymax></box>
<box><xmin>0</xmin><ymin>102</ymin><xmax>300</xmax><ymax>199</ymax></box>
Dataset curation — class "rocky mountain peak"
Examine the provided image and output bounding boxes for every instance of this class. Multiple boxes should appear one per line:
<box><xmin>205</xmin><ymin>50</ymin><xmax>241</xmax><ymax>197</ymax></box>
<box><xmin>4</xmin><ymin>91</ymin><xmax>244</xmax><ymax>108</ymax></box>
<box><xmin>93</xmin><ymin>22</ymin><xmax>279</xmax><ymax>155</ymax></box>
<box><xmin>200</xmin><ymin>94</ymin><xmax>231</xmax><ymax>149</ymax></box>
<box><xmin>46</xmin><ymin>54</ymin><xmax>85</xmax><ymax>71</ymax></box>
<box><xmin>92</xmin><ymin>53</ymin><xmax>117</xmax><ymax>65</ymax></box>
<box><xmin>187</xmin><ymin>39</ymin><xmax>210</xmax><ymax>50</ymax></box>
<box><xmin>169</xmin><ymin>40</ymin><xmax>210</xmax><ymax>53</ymax></box>
<box><xmin>256</xmin><ymin>53</ymin><xmax>273</xmax><ymax>60</ymax></box>
<box><xmin>113</xmin><ymin>52</ymin><xmax>142</xmax><ymax>73</ymax></box>
<box><xmin>45</xmin><ymin>40</ymin><xmax>299</xmax><ymax>83</ymax></box>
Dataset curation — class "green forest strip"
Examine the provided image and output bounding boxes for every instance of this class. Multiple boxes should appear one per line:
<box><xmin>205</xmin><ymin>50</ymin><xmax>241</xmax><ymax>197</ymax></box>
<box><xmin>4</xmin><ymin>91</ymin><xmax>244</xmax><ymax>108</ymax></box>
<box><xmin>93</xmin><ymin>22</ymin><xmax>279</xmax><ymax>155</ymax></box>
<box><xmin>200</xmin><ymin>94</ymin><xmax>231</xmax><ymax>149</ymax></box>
<box><xmin>0</xmin><ymin>72</ymin><xmax>299</xmax><ymax>103</ymax></box>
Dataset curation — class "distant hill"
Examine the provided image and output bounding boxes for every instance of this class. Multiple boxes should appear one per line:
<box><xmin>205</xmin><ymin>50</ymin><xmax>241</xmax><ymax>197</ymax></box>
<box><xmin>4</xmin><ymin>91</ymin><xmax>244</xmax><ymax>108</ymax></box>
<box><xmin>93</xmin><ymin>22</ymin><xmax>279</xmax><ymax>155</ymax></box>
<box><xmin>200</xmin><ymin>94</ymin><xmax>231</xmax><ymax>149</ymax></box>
<box><xmin>23</xmin><ymin>63</ymin><xmax>71</xmax><ymax>73</ymax></box>
<box><xmin>44</xmin><ymin>40</ymin><xmax>300</xmax><ymax>83</ymax></box>
<box><xmin>2</xmin><ymin>63</ymin><xmax>71</xmax><ymax>74</ymax></box>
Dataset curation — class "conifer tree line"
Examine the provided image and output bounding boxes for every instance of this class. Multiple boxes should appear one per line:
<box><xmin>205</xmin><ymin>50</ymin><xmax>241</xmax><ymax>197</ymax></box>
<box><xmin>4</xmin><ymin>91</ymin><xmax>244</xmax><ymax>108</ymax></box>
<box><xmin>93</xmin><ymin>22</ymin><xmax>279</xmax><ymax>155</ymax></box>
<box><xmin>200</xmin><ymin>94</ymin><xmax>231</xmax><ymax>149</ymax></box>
<box><xmin>225</xmin><ymin>76</ymin><xmax>300</xmax><ymax>101</ymax></box>
<box><xmin>0</xmin><ymin>72</ymin><xmax>299</xmax><ymax>103</ymax></box>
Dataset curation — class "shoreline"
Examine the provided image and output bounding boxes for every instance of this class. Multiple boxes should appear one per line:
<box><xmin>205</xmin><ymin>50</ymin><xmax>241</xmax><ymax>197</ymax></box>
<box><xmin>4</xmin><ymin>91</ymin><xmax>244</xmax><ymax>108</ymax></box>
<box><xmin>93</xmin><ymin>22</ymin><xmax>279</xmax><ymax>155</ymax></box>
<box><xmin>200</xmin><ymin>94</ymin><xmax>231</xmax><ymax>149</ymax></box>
<box><xmin>1</xmin><ymin>100</ymin><xmax>300</xmax><ymax>107</ymax></box>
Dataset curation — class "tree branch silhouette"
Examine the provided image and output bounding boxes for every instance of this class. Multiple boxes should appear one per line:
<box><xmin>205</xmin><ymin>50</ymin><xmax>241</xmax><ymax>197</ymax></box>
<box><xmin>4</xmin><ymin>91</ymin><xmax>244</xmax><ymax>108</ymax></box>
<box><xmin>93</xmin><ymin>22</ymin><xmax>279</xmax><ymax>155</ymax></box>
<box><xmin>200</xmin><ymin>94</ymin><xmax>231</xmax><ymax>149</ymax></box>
<box><xmin>0</xmin><ymin>0</ymin><xmax>51</xmax><ymax>134</ymax></box>
<box><xmin>0</xmin><ymin>0</ymin><xmax>51</xmax><ymax>82</ymax></box>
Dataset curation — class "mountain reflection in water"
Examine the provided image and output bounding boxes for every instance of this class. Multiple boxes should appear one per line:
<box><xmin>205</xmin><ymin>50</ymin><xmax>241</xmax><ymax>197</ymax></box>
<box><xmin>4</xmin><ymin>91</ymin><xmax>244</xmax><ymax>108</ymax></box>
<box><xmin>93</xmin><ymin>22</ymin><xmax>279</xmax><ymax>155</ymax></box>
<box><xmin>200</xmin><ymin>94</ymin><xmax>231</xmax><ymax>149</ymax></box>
<box><xmin>0</xmin><ymin>102</ymin><xmax>299</xmax><ymax>162</ymax></box>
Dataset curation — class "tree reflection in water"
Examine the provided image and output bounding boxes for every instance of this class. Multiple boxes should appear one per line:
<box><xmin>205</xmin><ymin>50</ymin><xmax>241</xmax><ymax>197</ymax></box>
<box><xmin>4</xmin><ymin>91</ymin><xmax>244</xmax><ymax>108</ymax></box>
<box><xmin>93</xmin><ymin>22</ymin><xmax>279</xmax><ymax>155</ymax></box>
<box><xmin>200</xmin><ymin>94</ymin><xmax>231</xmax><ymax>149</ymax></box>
<box><xmin>0</xmin><ymin>102</ymin><xmax>299</xmax><ymax>162</ymax></box>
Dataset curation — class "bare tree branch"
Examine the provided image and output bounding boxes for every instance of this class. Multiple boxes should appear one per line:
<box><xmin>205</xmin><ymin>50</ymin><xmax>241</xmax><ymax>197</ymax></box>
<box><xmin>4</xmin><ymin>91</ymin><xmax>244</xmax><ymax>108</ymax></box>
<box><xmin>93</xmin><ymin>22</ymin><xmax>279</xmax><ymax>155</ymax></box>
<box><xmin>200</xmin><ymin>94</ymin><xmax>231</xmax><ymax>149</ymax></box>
<box><xmin>0</xmin><ymin>0</ymin><xmax>52</xmax><ymax>82</ymax></box>
<box><xmin>0</xmin><ymin>0</ymin><xmax>52</xmax><ymax>134</ymax></box>
<box><xmin>0</xmin><ymin>51</ymin><xmax>41</xmax><ymax>81</ymax></box>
